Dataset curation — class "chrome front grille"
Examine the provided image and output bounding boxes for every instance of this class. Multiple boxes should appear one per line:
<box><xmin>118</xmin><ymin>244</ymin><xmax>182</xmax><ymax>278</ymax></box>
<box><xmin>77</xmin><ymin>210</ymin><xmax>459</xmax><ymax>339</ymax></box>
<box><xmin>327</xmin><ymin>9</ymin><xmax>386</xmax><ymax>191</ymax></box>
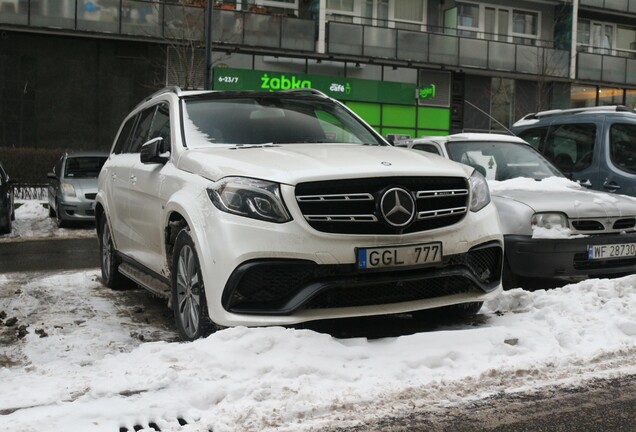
<box><xmin>295</xmin><ymin>177</ymin><xmax>469</xmax><ymax>234</ymax></box>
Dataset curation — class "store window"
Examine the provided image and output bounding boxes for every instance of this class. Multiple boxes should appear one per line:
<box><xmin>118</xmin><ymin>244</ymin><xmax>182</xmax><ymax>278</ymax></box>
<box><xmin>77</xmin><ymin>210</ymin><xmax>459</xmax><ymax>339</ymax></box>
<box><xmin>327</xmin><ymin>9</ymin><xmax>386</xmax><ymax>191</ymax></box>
<box><xmin>571</xmin><ymin>85</ymin><xmax>597</xmax><ymax>108</ymax></box>
<box><xmin>626</xmin><ymin>90</ymin><xmax>636</xmax><ymax>109</ymax></box>
<box><xmin>598</xmin><ymin>87</ymin><xmax>623</xmax><ymax>105</ymax></box>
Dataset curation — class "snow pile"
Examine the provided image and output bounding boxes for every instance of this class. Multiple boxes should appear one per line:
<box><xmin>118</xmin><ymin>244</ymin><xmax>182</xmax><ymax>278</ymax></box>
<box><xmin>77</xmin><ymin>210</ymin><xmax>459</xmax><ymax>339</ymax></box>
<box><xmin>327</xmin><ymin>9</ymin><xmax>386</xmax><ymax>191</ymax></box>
<box><xmin>2</xmin><ymin>271</ymin><xmax>636</xmax><ymax>431</ymax></box>
<box><xmin>0</xmin><ymin>200</ymin><xmax>95</xmax><ymax>242</ymax></box>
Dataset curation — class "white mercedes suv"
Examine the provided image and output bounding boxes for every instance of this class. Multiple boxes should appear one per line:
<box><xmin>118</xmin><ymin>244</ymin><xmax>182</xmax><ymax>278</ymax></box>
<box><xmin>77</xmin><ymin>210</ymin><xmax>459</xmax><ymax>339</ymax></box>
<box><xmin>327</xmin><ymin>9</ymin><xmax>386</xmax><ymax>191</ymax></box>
<box><xmin>96</xmin><ymin>87</ymin><xmax>503</xmax><ymax>340</ymax></box>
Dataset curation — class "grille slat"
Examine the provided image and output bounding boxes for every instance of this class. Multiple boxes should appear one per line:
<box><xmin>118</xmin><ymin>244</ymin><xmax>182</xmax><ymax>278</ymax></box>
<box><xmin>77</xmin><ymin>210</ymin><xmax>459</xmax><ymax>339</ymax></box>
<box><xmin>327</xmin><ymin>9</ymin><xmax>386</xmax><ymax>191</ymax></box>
<box><xmin>295</xmin><ymin>177</ymin><xmax>469</xmax><ymax>235</ymax></box>
<box><xmin>571</xmin><ymin>217</ymin><xmax>636</xmax><ymax>232</ymax></box>
<box><xmin>614</xmin><ymin>218</ymin><xmax>636</xmax><ymax>230</ymax></box>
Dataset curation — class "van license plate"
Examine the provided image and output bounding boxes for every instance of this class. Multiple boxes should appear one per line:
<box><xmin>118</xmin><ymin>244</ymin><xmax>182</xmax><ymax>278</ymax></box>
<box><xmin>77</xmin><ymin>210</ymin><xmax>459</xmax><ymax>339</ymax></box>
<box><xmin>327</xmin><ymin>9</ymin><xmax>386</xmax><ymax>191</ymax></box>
<box><xmin>588</xmin><ymin>243</ymin><xmax>636</xmax><ymax>260</ymax></box>
<box><xmin>357</xmin><ymin>242</ymin><xmax>442</xmax><ymax>269</ymax></box>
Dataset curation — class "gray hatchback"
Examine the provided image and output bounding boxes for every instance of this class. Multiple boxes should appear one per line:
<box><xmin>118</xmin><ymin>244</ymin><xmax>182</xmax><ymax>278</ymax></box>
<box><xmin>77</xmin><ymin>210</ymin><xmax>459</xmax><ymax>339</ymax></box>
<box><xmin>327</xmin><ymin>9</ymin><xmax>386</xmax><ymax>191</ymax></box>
<box><xmin>48</xmin><ymin>152</ymin><xmax>108</xmax><ymax>227</ymax></box>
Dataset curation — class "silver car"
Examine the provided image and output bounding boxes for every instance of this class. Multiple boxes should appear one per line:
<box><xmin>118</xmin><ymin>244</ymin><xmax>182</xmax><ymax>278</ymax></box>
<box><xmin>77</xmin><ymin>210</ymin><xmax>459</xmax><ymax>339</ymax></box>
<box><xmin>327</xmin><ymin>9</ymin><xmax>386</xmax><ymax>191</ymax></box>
<box><xmin>398</xmin><ymin>133</ymin><xmax>636</xmax><ymax>289</ymax></box>
<box><xmin>47</xmin><ymin>152</ymin><xmax>108</xmax><ymax>227</ymax></box>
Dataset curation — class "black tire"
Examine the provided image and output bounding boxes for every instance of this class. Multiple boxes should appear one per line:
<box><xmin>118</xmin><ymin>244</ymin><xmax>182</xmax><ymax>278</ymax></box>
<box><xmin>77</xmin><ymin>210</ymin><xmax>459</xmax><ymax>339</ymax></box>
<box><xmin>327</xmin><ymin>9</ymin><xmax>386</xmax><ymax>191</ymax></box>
<box><xmin>0</xmin><ymin>217</ymin><xmax>10</xmax><ymax>235</ymax></box>
<box><xmin>502</xmin><ymin>258</ymin><xmax>519</xmax><ymax>290</ymax></box>
<box><xmin>99</xmin><ymin>216</ymin><xmax>126</xmax><ymax>289</ymax></box>
<box><xmin>55</xmin><ymin>201</ymin><xmax>68</xmax><ymax>228</ymax></box>
<box><xmin>171</xmin><ymin>229</ymin><xmax>214</xmax><ymax>341</ymax></box>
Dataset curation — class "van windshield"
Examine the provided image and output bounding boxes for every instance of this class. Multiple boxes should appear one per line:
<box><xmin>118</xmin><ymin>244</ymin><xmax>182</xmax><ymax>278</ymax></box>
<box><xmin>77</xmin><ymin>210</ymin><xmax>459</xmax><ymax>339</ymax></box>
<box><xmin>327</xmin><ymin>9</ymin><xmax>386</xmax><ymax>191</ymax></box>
<box><xmin>182</xmin><ymin>95</ymin><xmax>384</xmax><ymax>147</ymax></box>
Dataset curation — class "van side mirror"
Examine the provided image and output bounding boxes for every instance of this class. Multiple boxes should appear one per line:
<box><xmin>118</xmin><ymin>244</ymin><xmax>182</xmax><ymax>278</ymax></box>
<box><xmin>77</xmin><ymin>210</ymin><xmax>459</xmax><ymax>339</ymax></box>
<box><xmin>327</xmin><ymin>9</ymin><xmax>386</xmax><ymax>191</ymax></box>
<box><xmin>140</xmin><ymin>137</ymin><xmax>170</xmax><ymax>165</ymax></box>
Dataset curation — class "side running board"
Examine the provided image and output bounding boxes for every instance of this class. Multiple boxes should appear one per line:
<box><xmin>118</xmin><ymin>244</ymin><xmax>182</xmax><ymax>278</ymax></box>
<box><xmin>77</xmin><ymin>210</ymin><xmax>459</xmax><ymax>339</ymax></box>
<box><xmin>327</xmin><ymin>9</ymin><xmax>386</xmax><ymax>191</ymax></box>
<box><xmin>118</xmin><ymin>263</ymin><xmax>171</xmax><ymax>299</ymax></box>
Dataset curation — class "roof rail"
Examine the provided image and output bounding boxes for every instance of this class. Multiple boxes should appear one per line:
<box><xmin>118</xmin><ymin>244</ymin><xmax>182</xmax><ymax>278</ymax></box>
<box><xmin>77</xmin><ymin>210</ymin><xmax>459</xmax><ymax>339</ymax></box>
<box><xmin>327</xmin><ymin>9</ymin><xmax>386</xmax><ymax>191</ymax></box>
<box><xmin>279</xmin><ymin>88</ymin><xmax>328</xmax><ymax>98</ymax></box>
<box><xmin>135</xmin><ymin>86</ymin><xmax>183</xmax><ymax>109</ymax></box>
<box><xmin>520</xmin><ymin>105</ymin><xmax>635</xmax><ymax>121</ymax></box>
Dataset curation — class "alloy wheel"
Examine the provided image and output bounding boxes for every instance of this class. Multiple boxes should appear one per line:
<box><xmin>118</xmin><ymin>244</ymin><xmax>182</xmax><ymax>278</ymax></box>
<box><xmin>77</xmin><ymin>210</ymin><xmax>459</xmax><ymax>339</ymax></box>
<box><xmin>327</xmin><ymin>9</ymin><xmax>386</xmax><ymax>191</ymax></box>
<box><xmin>176</xmin><ymin>244</ymin><xmax>201</xmax><ymax>339</ymax></box>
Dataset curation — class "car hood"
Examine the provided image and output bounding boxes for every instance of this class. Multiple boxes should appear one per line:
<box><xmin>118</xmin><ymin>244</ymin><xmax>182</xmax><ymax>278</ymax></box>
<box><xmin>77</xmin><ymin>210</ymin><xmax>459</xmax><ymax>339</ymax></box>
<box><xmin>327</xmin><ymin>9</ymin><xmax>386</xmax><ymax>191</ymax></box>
<box><xmin>177</xmin><ymin>144</ymin><xmax>471</xmax><ymax>184</ymax></box>
<box><xmin>490</xmin><ymin>177</ymin><xmax>636</xmax><ymax>218</ymax></box>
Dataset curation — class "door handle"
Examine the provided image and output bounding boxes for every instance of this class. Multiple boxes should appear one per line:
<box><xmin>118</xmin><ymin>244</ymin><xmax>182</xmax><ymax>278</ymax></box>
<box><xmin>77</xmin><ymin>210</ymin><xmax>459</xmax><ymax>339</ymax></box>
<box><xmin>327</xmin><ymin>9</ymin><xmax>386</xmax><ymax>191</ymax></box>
<box><xmin>602</xmin><ymin>181</ymin><xmax>621</xmax><ymax>190</ymax></box>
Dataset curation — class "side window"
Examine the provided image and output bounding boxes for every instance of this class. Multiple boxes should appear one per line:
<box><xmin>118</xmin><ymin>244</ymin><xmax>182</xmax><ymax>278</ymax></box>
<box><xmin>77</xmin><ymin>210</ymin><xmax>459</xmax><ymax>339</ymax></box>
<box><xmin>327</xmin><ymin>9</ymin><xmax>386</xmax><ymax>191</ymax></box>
<box><xmin>113</xmin><ymin>116</ymin><xmax>137</xmax><ymax>155</ymax></box>
<box><xmin>128</xmin><ymin>106</ymin><xmax>157</xmax><ymax>153</ymax></box>
<box><xmin>148</xmin><ymin>103</ymin><xmax>171</xmax><ymax>153</ymax></box>
<box><xmin>516</xmin><ymin>127</ymin><xmax>548</xmax><ymax>150</ymax></box>
<box><xmin>544</xmin><ymin>123</ymin><xmax>596</xmax><ymax>173</ymax></box>
<box><xmin>413</xmin><ymin>143</ymin><xmax>441</xmax><ymax>155</ymax></box>
<box><xmin>610</xmin><ymin>123</ymin><xmax>636</xmax><ymax>174</ymax></box>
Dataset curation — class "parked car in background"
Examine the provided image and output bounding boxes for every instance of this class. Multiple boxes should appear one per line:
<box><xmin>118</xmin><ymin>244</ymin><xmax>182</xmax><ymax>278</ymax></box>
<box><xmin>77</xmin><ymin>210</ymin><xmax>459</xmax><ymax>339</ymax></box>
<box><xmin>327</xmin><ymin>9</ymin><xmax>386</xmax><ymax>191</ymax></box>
<box><xmin>398</xmin><ymin>133</ymin><xmax>636</xmax><ymax>289</ymax></box>
<box><xmin>0</xmin><ymin>161</ymin><xmax>15</xmax><ymax>234</ymax></box>
<box><xmin>511</xmin><ymin>105</ymin><xmax>636</xmax><ymax>197</ymax></box>
<box><xmin>96</xmin><ymin>87</ymin><xmax>504</xmax><ymax>341</ymax></box>
<box><xmin>48</xmin><ymin>151</ymin><xmax>108</xmax><ymax>227</ymax></box>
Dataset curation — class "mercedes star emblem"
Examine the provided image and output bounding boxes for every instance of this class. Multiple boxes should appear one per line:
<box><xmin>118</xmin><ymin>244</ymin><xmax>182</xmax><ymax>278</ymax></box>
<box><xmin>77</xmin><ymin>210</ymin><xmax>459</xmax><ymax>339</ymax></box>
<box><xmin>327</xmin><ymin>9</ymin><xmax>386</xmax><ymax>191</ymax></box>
<box><xmin>380</xmin><ymin>188</ymin><xmax>416</xmax><ymax>227</ymax></box>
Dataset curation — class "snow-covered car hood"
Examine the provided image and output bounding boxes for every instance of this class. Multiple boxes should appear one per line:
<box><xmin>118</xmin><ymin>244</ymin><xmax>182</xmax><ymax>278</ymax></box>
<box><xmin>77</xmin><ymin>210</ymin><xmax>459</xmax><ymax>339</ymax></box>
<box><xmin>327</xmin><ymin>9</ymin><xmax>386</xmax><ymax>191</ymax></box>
<box><xmin>176</xmin><ymin>144</ymin><xmax>471</xmax><ymax>184</ymax></box>
<box><xmin>490</xmin><ymin>177</ymin><xmax>636</xmax><ymax>217</ymax></box>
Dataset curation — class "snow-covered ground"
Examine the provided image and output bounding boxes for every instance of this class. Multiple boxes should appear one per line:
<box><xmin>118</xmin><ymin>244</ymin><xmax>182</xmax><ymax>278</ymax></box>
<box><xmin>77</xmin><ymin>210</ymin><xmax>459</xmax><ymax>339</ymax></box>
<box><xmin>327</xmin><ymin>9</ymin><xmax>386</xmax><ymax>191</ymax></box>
<box><xmin>2</xmin><ymin>200</ymin><xmax>636</xmax><ymax>431</ymax></box>
<box><xmin>0</xmin><ymin>200</ymin><xmax>96</xmax><ymax>242</ymax></box>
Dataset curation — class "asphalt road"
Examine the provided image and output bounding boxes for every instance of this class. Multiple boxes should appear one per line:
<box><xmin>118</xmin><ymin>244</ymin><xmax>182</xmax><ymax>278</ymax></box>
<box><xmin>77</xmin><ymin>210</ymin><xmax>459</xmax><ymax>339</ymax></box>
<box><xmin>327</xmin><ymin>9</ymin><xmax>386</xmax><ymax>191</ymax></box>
<box><xmin>0</xmin><ymin>237</ymin><xmax>100</xmax><ymax>273</ymax></box>
<box><xmin>334</xmin><ymin>374</ymin><xmax>636</xmax><ymax>432</ymax></box>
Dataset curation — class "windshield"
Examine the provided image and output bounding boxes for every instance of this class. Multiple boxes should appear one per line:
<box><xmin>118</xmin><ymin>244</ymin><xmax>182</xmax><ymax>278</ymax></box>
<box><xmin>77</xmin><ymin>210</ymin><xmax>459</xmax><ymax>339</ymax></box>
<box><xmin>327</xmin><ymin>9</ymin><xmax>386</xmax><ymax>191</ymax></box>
<box><xmin>446</xmin><ymin>141</ymin><xmax>563</xmax><ymax>181</ymax></box>
<box><xmin>182</xmin><ymin>95</ymin><xmax>384</xmax><ymax>147</ymax></box>
<box><xmin>64</xmin><ymin>156</ymin><xmax>107</xmax><ymax>178</ymax></box>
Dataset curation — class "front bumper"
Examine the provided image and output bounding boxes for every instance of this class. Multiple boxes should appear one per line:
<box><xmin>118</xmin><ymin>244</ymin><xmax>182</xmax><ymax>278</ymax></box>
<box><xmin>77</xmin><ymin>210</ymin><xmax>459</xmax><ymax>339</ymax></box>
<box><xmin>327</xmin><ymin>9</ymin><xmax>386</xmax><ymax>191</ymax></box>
<box><xmin>58</xmin><ymin>199</ymin><xmax>96</xmax><ymax>221</ymax></box>
<box><xmin>223</xmin><ymin>241</ymin><xmax>503</xmax><ymax>315</ymax></box>
<box><xmin>505</xmin><ymin>233</ymin><xmax>636</xmax><ymax>278</ymax></box>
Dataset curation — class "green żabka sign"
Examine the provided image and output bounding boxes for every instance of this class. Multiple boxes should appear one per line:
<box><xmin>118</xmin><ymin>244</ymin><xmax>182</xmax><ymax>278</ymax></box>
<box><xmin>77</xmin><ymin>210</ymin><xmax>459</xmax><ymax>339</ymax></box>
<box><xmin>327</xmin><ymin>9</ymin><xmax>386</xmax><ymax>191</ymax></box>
<box><xmin>213</xmin><ymin>67</ymin><xmax>416</xmax><ymax>105</ymax></box>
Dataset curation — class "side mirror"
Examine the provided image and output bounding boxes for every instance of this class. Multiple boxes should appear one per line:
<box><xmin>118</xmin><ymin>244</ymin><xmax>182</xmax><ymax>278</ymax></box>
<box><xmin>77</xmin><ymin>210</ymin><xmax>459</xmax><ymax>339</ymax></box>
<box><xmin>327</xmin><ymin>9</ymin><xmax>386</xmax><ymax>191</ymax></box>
<box><xmin>140</xmin><ymin>137</ymin><xmax>170</xmax><ymax>165</ymax></box>
<box><xmin>47</xmin><ymin>172</ymin><xmax>57</xmax><ymax>180</ymax></box>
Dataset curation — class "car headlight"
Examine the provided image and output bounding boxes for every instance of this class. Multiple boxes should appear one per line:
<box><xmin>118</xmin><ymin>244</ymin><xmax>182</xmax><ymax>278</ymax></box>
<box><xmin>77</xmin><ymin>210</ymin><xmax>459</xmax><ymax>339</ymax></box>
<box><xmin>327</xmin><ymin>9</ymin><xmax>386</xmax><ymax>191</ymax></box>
<box><xmin>532</xmin><ymin>212</ymin><xmax>568</xmax><ymax>229</ymax></box>
<box><xmin>207</xmin><ymin>177</ymin><xmax>291</xmax><ymax>223</ymax></box>
<box><xmin>61</xmin><ymin>182</ymin><xmax>76</xmax><ymax>197</ymax></box>
<box><xmin>469</xmin><ymin>170</ymin><xmax>490</xmax><ymax>212</ymax></box>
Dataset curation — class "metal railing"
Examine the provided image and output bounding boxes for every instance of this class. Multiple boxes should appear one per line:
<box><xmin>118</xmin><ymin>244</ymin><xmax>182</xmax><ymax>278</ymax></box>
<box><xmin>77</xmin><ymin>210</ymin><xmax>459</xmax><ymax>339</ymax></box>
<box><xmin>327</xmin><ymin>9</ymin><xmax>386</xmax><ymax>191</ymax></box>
<box><xmin>0</xmin><ymin>0</ymin><xmax>314</xmax><ymax>51</ymax></box>
<box><xmin>327</xmin><ymin>21</ymin><xmax>570</xmax><ymax>79</ymax></box>
<box><xmin>13</xmin><ymin>184</ymin><xmax>47</xmax><ymax>201</ymax></box>
<box><xmin>580</xmin><ymin>0</ymin><xmax>636</xmax><ymax>13</ymax></box>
